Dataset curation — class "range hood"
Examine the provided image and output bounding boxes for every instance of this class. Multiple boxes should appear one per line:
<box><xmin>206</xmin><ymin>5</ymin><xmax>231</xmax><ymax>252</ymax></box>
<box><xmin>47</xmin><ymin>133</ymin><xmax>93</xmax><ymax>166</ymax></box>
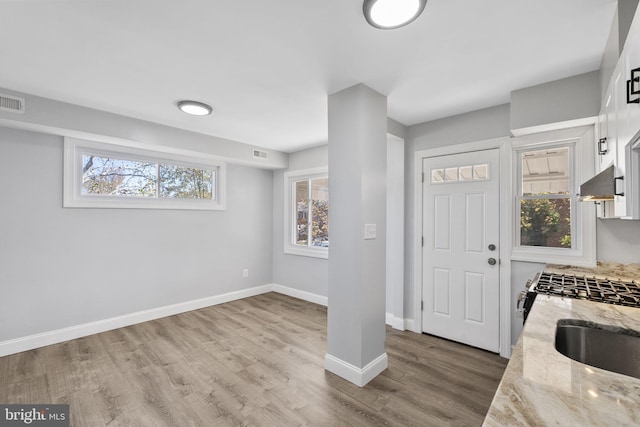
<box><xmin>579</xmin><ymin>165</ymin><xmax>622</xmax><ymax>201</ymax></box>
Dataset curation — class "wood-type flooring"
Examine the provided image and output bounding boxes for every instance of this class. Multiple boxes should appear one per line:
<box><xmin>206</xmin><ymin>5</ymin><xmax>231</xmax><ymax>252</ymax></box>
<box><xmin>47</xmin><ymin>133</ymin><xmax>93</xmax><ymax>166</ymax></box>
<box><xmin>0</xmin><ymin>292</ymin><xmax>507</xmax><ymax>426</ymax></box>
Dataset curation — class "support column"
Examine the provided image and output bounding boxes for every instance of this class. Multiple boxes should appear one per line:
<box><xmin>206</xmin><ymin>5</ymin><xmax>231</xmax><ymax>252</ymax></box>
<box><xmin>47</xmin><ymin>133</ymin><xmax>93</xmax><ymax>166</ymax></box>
<box><xmin>325</xmin><ymin>84</ymin><xmax>387</xmax><ymax>387</ymax></box>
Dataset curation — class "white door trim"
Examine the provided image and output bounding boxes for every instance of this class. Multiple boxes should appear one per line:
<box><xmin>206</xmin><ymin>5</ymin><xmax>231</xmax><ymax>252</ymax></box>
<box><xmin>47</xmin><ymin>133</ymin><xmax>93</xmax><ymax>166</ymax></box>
<box><xmin>413</xmin><ymin>137</ymin><xmax>512</xmax><ymax>358</ymax></box>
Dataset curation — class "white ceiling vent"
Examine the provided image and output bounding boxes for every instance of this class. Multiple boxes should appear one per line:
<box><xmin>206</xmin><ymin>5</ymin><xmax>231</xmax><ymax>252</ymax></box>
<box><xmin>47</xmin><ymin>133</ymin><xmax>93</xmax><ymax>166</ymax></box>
<box><xmin>0</xmin><ymin>93</ymin><xmax>25</xmax><ymax>114</ymax></box>
<box><xmin>252</xmin><ymin>148</ymin><xmax>268</xmax><ymax>160</ymax></box>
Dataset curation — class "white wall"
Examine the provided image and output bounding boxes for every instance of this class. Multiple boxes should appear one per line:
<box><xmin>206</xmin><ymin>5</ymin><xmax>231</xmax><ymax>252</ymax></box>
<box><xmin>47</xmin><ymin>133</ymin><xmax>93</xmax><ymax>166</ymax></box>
<box><xmin>0</xmin><ymin>126</ymin><xmax>273</xmax><ymax>342</ymax></box>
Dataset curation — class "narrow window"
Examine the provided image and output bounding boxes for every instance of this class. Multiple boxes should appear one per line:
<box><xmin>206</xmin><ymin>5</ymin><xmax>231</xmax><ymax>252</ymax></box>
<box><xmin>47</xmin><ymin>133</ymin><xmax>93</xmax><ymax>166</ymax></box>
<box><xmin>511</xmin><ymin>127</ymin><xmax>596</xmax><ymax>266</ymax></box>
<box><xmin>284</xmin><ymin>168</ymin><xmax>329</xmax><ymax>258</ymax></box>
<box><xmin>518</xmin><ymin>146</ymin><xmax>572</xmax><ymax>248</ymax></box>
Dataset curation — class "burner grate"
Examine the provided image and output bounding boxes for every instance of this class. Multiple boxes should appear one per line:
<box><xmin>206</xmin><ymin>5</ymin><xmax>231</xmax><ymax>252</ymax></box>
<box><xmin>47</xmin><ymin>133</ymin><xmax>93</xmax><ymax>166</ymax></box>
<box><xmin>534</xmin><ymin>271</ymin><xmax>640</xmax><ymax>307</ymax></box>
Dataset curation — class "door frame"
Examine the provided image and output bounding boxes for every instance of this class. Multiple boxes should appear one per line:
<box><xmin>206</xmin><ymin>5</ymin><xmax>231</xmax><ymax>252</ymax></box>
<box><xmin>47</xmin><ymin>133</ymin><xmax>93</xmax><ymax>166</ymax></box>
<box><xmin>413</xmin><ymin>137</ymin><xmax>512</xmax><ymax>358</ymax></box>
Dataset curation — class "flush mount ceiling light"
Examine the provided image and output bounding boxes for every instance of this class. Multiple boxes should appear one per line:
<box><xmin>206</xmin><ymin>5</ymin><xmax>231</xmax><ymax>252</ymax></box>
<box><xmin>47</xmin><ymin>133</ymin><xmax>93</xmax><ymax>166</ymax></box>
<box><xmin>363</xmin><ymin>0</ymin><xmax>427</xmax><ymax>29</ymax></box>
<box><xmin>177</xmin><ymin>100</ymin><xmax>213</xmax><ymax>116</ymax></box>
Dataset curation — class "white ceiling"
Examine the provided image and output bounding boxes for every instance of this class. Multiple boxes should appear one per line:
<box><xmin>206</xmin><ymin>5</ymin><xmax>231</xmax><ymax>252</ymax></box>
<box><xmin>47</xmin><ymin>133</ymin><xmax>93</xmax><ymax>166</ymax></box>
<box><xmin>0</xmin><ymin>0</ymin><xmax>617</xmax><ymax>153</ymax></box>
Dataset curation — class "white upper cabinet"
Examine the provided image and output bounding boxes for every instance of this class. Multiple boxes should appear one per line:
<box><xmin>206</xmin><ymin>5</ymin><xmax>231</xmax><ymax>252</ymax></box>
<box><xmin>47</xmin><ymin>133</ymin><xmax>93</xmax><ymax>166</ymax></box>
<box><xmin>596</xmin><ymin>86</ymin><xmax>617</xmax><ymax>173</ymax></box>
<box><xmin>594</xmin><ymin>7</ymin><xmax>640</xmax><ymax>219</ymax></box>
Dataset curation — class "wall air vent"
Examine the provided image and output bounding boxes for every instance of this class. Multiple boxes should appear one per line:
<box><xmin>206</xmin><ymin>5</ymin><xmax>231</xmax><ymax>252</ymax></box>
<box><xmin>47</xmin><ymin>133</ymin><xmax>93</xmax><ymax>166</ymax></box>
<box><xmin>252</xmin><ymin>148</ymin><xmax>268</xmax><ymax>160</ymax></box>
<box><xmin>0</xmin><ymin>93</ymin><xmax>25</xmax><ymax>114</ymax></box>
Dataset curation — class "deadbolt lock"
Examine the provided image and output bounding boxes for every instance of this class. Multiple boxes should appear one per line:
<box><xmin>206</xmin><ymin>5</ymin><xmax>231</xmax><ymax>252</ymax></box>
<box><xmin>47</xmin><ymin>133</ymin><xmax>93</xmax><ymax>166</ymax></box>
<box><xmin>488</xmin><ymin>244</ymin><xmax>496</xmax><ymax>251</ymax></box>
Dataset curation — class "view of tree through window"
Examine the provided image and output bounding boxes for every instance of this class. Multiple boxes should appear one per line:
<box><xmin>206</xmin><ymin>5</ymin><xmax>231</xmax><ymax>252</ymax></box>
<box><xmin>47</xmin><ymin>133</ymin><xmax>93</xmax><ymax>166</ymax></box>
<box><xmin>519</xmin><ymin>146</ymin><xmax>572</xmax><ymax>248</ymax></box>
<box><xmin>295</xmin><ymin>177</ymin><xmax>329</xmax><ymax>248</ymax></box>
<box><xmin>159</xmin><ymin>165</ymin><xmax>213</xmax><ymax>199</ymax></box>
<box><xmin>82</xmin><ymin>155</ymin><xmax>156</xmax><ymax>197</ymax></box>
<box><xmin>82</xmin><ymin>154</ymin><xmax>215</xmax><ymax>200</ymax></box>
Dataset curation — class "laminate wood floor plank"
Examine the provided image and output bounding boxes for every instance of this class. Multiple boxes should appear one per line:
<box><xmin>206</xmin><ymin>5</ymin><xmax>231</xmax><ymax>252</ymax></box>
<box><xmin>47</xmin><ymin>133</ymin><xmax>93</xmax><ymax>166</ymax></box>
<box><xmin>0</xmin><ymin>292</ymin><xmax>506</xmax><ymax>426</ymax></box>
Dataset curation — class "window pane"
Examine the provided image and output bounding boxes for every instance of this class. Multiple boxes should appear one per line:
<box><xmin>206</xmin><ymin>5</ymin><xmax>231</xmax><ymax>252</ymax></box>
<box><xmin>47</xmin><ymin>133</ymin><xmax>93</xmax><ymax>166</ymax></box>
<box><xmin>295</xmin><ymin>180</ymin><xmax>309</xmax><ymax>246</ymax></box>
<box><xmin>445</xmin><ymin>167</ymin><xmax>458</xmax><ymax>181</ymax></box>
<box><xmin>311</xmin><ymin>177</ymin><xmax>329</xmax><ymax>247</ymax></box>
<box><xmin>473</xmin><ymin>164</ymin><xmax>488</xmax><ymax>180</ymax></box>
<box><xmin>459</xmin><ymin>166</ymin><xmax>473</xmax><ymax>181</ymax></box>
<box><xmin>159</xmin><ymin>165</ymin><xmax>214</xmax><ymax>199</ymax></box>
<box><xmin>520</xmin><ymin>198</ymin><xmax>571</xmax><ymax>248</ymax></box>
<box><xmin>521</xmin><ymin>147</ymin><xmax>570</xmax><ymax>195</ymax></box>
<box><xmin>82</xmin><ymin>155</ymin><xmax>156</xmax><ymax>197</ymax></box>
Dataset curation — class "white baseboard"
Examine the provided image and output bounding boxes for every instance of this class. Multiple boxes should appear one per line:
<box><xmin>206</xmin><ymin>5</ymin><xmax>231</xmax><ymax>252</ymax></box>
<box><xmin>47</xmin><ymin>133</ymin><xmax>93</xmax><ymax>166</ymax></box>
<box><xmin>385</xmin><ymin>312</ymin><xmax>406</xmax><ymax>331</ymax></box>
<box><xmin>324</xmin><ymin>352</ymin><xmax>388</xmax><ymax>387</ymax></box>
<box><xmin>405</xmin><ymin>318</ymin><xmax>417</xmax><ymax>332</ymax></box>
<box><xmin>271</xmin><ymin>284</ymin><xmax>328</xmax><ymax>306</ymax></box>
<box><xmin>0</xmin><ymin>284</ymin><xmax>272</xmax><ymax>357</ymax></box>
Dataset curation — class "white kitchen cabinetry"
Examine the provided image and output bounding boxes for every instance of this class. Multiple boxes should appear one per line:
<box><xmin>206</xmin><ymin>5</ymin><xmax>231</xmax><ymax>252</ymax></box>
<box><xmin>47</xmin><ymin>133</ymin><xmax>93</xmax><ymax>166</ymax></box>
<box><xmin>594</xmin><ymin>9</ymin><xmax>640</xmax><ymax>219</ymax></box>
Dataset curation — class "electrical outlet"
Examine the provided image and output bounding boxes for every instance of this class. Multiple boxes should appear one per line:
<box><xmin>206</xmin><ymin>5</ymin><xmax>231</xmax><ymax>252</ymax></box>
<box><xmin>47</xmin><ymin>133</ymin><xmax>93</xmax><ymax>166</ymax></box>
<box><xmin>364</xmin><ymin>224</ymin><xmax>376</xmax><ymax>240</ymax></box>
<box><xmin>243</xmin><ymin>269</ymin><xmax>249</xmax><ymax>278</ymax></box>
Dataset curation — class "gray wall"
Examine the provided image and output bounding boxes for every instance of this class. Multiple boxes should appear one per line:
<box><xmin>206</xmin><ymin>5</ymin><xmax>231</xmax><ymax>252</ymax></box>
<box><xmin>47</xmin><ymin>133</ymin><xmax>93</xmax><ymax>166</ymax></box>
<box><xmin>326</xmin><ymin>84</ymin><xmax>387</xmax><ymax>368</ymax></box>
<box><xmin>510</xmin><ymin>71</ymin><xmax>601</xmax><ymax>131</ymax></box>
<box><xmin>510</xmin><ymin>261</ymin><xmax>545</xmax><ymax>346</ymax></box>
<box><xmin>0</xmin><ymin>87</ymin><xmax>288</xmax><ymax>169</ymax></box>
<box><xmin>272</xmin><ymin>118</ymin><xmax>407</xmax><ymax>299</ymax></box>
<box><xmin>601</xmin><ymin>7</ymin><xmax>621</xmax><ymax>99</ymax></box>
<box><xmin>0</xmin><ymin>126</ymin><xmax>273</xmax><ymax>341</ymax></box>
<box><xmin>620</xmin><ymin>1</ymin><xmax>640</xmax><ymax>52</ymax></box>
<box><xmin>600</xmin><ymin>1</ymin><xmax>640</xmax><ymax>100</ymax></box>
<box><xmin>272</xmin><ymin>145</ymin><xmax>329</xmax><ymax>296</ymax></box>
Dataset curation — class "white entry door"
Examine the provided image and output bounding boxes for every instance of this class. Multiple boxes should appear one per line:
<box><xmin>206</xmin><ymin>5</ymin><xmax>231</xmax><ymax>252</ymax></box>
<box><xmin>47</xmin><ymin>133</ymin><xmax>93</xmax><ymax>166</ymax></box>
<box><xmin>422</xmin><ymin>149</ymin><xmax>500</xmax><ymax>352</ymax></box>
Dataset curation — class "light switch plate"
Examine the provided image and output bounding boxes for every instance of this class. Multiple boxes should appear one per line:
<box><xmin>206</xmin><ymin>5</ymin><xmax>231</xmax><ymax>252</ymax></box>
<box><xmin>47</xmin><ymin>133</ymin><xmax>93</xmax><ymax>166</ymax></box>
<box><xmin>364</xmin><ymin>224</ymin><xmax>376</xmax><ymax>240</ymax></box>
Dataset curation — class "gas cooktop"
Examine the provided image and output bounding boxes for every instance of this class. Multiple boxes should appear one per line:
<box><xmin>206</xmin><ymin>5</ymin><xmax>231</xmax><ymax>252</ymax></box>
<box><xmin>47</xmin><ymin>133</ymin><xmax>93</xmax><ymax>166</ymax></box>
<box><xmin>534</xmin><ymin>271</ymin><xmax>640</xmax><ymax>308</ymax></box>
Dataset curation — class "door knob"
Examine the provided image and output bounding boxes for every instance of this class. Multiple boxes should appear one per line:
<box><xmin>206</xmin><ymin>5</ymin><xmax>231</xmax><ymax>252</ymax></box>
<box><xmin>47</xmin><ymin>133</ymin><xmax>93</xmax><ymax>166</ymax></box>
<box><xmin>488</xmin><ymin>258</ymin><xmax>497</xmax><ymax>266</ymax></box>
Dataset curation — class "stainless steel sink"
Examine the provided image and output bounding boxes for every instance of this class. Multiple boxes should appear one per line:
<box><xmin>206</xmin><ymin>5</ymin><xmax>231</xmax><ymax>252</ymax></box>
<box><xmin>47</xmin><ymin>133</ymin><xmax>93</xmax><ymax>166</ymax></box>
<box><xmin>555</xmin><ymin>319</ymin><xmax>640</xmax><ymax>379</ymax></box>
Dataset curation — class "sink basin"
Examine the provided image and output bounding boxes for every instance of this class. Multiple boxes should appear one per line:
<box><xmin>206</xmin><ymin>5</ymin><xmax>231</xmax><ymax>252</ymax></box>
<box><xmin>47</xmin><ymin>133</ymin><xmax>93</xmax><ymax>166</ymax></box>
<box><xmin>555</xmin><ymin>319</ymin><xmax>640</xmax><ymax>379</ymax></box>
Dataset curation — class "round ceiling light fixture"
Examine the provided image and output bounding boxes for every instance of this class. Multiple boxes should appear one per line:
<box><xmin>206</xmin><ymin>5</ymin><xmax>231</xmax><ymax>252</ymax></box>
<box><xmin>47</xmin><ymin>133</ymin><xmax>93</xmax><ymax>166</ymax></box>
<box><xmin>177</xmin><ymin>100</ymin><xmax>213</xmax><ymax>116</ymax></box>
<box><xmin>363</xmin><ymin>0</ymin><xmax>427</xmax><ymax>29</ymax></box>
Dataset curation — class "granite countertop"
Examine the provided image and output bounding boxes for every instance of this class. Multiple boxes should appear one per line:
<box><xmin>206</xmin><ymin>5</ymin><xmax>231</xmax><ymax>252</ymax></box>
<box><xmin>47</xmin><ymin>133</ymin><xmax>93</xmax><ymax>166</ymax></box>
<box><xmin>545</xmin><ymin>262</ymin><xmax>640</xmax><ymax>282</ymax></box>
<box><xmin>483</xmin><ymin>296</ymin><xmax>640</xmax><ymax>426</ymax></box>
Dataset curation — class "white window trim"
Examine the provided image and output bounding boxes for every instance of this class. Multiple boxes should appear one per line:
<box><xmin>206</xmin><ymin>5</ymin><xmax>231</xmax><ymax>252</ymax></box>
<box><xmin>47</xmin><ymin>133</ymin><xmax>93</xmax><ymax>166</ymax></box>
<box><xmin>64</xmin><ymin>137</ymin><xmax>226</xmax><ymax>210</ymax></box>
<box><xmin>283</xmin><ymin>166</ymin><xmax>328</xmax><ymax>259</ymax></box>
<box><xmin>510</xmin><ymin>127</ymin><xmax>596</xmax><ymax>267</ymax></box>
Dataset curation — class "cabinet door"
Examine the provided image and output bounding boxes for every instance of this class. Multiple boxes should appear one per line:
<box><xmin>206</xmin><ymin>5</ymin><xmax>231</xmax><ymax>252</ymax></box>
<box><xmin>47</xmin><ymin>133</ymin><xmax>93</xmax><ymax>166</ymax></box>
<box><xmin>598</xmin><ymin>88</ymin><xmax>617</xmax><ymax>172</ymax></box>
<box><xmin>596</xmin><ymin>105</ymin><xmax>607</xmax><ymax>173</ymax></box>
<box><xmin>624</xmin><ymin>22</ymin><xmax>640</xmax><ymax>145</ymax></box>
<box><xmin>613</xmin><ymin>67</ymin><xmax>628</xmax><ymax>217</ymax></box>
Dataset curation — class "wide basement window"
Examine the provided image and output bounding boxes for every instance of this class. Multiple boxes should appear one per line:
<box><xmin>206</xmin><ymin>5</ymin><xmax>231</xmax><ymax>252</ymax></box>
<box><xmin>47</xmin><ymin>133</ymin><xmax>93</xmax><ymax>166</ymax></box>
<box><xmin>284</xmin><ymin>167</ymin><xmax>329</xmax><ymax>258</ymax></box>
<box><xmin>64</xmin><ymin>137</ymin><xmax>225</xmax><ymax>210</ymax></box>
